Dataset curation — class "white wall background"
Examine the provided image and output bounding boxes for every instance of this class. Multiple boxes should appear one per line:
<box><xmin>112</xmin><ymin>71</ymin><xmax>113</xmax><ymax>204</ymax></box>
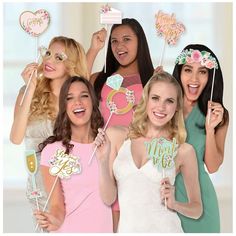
<box><xmin>2</xmin><ymin>1</ymin><xmax>233</xmax><ymax>233</ymax></box>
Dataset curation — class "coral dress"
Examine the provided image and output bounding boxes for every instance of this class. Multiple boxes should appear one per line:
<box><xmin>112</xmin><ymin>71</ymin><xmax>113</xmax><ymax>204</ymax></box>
<box><xmin>40</xmin><ymin>141</ymin><xmax>113</xmax><ymax>233</ymax></box>
<box><xmin>175</xmin><ymin>105</ymin><xmax>220</xmax><ymax>232</ymax></box>
<box><xmin>113</xmin><ymin>139</ymin><xmax>183</xmax><ymax>233</ymax></box>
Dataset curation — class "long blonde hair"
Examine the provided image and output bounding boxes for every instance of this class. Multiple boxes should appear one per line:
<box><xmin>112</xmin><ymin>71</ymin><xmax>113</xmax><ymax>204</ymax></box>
<box><xmin>29</xmin><ymin>36</ymin><xmax>89</xmax><ymax>121</ymax></box>
<box><xmin>129</xmin><ymin>71</ymin><xmax>187</xmax><ymax>144</ymax></box>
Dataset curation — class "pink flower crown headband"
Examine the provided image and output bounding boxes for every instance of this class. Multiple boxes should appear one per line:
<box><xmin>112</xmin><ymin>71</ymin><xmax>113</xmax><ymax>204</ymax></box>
<box><xmin>175</xmin><ymin>49</ymin><xmax>218</xmax><ymax>69</ymax></box>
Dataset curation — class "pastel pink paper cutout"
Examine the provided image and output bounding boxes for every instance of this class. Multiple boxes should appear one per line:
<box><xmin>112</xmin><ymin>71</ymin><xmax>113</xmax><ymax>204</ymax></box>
<box><xmin>155</xmin><ymin>11</ymin><xmax>185</xmax><ymax>45</ymax></box>
<box><xmin>19</xmin><ymin>9</ymin><xmax>50</xmax><ymax>37</ymax></box>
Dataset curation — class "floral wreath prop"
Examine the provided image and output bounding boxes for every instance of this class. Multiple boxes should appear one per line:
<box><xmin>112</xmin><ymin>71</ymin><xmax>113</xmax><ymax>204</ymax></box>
<box><xmin>175</xmin><ymin>49</ymin><xmax>218</xmax><ymax>69</ymax></box>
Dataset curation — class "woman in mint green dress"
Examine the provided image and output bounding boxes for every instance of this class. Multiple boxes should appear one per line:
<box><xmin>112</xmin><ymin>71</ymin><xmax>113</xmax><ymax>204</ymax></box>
<box><xmin>172</xmin><ymin>44</ymin><xmax>229</xmax><ymax>232</ymax></box>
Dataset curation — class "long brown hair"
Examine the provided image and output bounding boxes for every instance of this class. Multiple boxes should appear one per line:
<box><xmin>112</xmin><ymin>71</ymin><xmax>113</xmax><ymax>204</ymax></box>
<box><xmin>39</xmin><ymin>76</ymin><xmax>104</xmax><ymax>154</ymax></box>
<box><xmin>173</xmin><ymin>44</ymin><xmax>229</xmax><ymax>129</ymax></box>
<box><xmin>94</xmin><ymin>18</ymin><xmax>154</xmax><ymax>99</ymax></box>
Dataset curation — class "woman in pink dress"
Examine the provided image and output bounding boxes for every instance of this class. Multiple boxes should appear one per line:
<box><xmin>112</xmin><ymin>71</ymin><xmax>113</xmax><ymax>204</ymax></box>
<box><xmin>89</xmin><ymin>18</ymin><xmax>154</xmax><ymax>127</ymax></box>
<box><xmin>88</xmin><ymin>18</ymin><xmax>154</xmax><ymax>231</ymax></box>
<box><xmin>34</xmin><ymin>76</ymin><xmax>112</xmax><ymax>233</ymax></box>
<box><xmin>10</xmin><ymin>36</ymin><xmax>91</xmax><ymax>232</ymax></box>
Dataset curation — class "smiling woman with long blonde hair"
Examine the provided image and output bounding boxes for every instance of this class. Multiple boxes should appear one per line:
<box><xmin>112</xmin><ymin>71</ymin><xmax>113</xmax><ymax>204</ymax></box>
<box><xmin>94</xmin><ymin>71</ymin><xmax>202</xmax><ymax>233</ymax></box>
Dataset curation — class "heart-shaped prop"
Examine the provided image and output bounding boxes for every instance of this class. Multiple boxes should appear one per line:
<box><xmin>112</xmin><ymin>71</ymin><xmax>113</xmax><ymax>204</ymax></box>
<box><xmin>19</xmin><ymin>9</ymin><xmax>50</xmax><ymax>37</ymax></box>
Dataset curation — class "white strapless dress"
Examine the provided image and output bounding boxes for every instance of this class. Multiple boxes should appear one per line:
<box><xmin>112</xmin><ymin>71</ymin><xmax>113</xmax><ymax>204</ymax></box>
<box><xmin>113</xmin><ymin>139</ymin><xmax>183</xmax><ymax>233</ymax></box>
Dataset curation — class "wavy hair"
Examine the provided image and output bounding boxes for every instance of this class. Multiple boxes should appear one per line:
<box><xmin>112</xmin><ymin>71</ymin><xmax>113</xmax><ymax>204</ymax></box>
<box><xmin>39</xmin><ymin>76</ymin><xmax>104</xmax><ymax>154</ymax></box>
<box><xmin>172</xmin><ymin>44</ymin><xmax>229</xmax><ymax>129</ymax></box>
<box><xmin>29</xmin><ymin>36</ymin><xmax>89</xmax><ymax>121</ymax></box>
<box><xmin>94</xmin><ymin>18</ymin><xmax>154</xmax><ymax>99</ymax></box>
<box><xmin>129</xmin><ymin>72</ymin><xmax>186</xmax><ymax>144</ymax></box>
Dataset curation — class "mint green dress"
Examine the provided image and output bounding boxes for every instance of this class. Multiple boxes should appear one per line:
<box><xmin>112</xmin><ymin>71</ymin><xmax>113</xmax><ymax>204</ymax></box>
<box><xmin>175</xmin><ymin>105</ymin><xmax>220</xmax><ymax>232</ymax></box>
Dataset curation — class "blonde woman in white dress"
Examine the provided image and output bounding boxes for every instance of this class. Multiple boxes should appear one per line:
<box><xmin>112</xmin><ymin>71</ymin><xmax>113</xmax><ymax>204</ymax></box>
<box><xmin>95</xmin><ymin>71</ymin><xmax>202</xmax><ymax>233</ymax></box>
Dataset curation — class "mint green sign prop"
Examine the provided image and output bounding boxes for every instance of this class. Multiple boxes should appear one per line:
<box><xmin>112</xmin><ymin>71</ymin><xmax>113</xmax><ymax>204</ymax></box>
<box><xmin>144</xmin><ymin>137</ymin><xmax>178</xmax><ymax>170</ymax></box>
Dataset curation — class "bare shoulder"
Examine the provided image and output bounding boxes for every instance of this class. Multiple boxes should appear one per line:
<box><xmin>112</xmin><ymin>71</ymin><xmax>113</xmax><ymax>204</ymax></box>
<box><xmin>106</xmin><ymin>126</ymin><xmax>129</xmax><ymax>141</ymax></box>
<box><xmin>89</xmin><ymin>72</ymin><xmax>99</xmax><ymax>85</ymax></box>
<box><xmin>178</xmin><ymin>142</ymin><xmax>195</xmax><ymax>156</ymax></box>
<box><xmin>106</xmin><ymin>126</ymin><xmax>128</xmax><ymax>152</ymax></box>
<box><xmin>176</xmin><ymin>142</ymin><xmax>197</xmax><ymax>171</ymax></box>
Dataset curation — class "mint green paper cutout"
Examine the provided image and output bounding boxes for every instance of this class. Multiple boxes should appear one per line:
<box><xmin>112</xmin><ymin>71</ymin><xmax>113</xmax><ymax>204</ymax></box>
<box><xmin>106</xmin><ymin>74</ymin><xmax>124</xmax><ymax>90</ymax></box>
<box><xmin>144</xmin><ymin>137</ymin><xmax>178</xmax><ymax>171</ymax></box>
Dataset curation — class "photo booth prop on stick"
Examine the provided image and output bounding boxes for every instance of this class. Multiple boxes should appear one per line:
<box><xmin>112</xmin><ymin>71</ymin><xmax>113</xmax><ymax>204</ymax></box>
<box><xmin>19</xmin><ymin>9</ymin><xmax>50</xmax><ymax>106</ymax></box>
<box><xmin>155</xmin><ymin>11</ymin><xmax>185</xmax><ymax>66</ymax></box>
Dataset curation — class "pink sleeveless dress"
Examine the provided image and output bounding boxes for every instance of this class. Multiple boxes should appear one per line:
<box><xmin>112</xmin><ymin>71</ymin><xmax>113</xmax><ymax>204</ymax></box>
<box><xmin>40</xmin><ymin>141</ymin><xmax>113</xmax><ymax>233</ymax></box>
<box><xmin>100</xmin><ymin>74</ymin><xmax>143</xmax><ymax>211</ymax></box>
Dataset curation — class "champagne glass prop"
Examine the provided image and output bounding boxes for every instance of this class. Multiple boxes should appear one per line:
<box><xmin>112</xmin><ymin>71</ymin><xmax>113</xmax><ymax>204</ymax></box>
<box><xmin>34</xmin><ymin>149</ymin><xmax>81</xmax><ymax>231</ymax></box>
<box><xmin>25</xmin><ymin>150</ymin><xmax>43</xmax><ymax>232</ymax></box>
<box><xmin>145</xmin><ymin>137</ymin><xmax>178</xmax><ymax>210</ymax></box>
<box><xmin>25</xmin><ymin>150</ymin><xmax>42</xmax><ymax>210</ymax></box>
<box><xmin>19</xmin><ymin>9</ymin><xmax>50</xmax><ymax>106</ymax></box>
<box><xmin>100</xmin><ymin>4</ymin><xmax>122</xmax><ymax>73</ymax></box>
<box><xmin>155</xmin><ymin>11</ymin><xmax>185</xmax><ymax>66</ymax></box>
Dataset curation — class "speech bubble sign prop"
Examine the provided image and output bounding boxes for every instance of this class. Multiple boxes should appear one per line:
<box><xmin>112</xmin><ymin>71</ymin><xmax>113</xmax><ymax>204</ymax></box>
<box><xmin>155</xmin><ymin>10</ymin><xmax>185</xmax><ymax>66</ymax></box>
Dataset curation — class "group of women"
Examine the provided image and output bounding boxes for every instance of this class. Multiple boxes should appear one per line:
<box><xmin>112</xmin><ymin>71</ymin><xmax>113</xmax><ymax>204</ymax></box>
<box><xmin>10</xmin><ymin>18</ymin><xmax>229</xmax><ymax>233</ymax></box>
